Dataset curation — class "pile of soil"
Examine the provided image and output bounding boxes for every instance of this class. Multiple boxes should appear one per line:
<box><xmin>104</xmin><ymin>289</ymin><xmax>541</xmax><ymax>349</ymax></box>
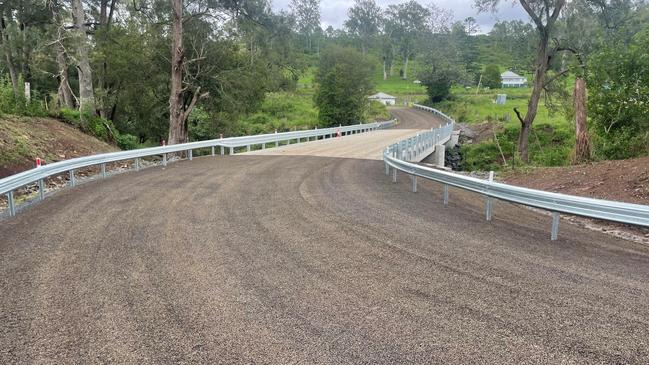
<box><xmin>504</xmin><ymin>157</ymin><xmax>649</xmax><ymax>205</ymax></box>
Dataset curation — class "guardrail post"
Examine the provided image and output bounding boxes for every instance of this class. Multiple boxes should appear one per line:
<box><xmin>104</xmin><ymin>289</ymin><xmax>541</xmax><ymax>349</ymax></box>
<box><xmin>262</xmin><ymin>143</ymin><xmax>266</xmax><ymax>150</ymax></box>
<box><xmin>230</xmin><ymin>147</ymin><xmax>234</xmax><ymax>155</ymax></box>
<box><xmin>101</xmin><ymin>163</ymin><xmax>107</xmax><ymax>177</ymax></box>
<box><xmin>220</xmin><ymin>146</ymin><xmax>224</xmax><ymax>155</ymax></box>
<box><xmin>211</xmin><ymin>146</ymin><xmax>215</xmax><ymax>156</ymax></box>
<box><xmin>188</xmin><ymin>150</ymin><xmax>193</xmax><ymax>161</ymax></box>
<box><xmin>135</xmin><ymin>158</ymin><xmax>140</xmax><ymax>172</ymax></box>
<box><xmin>551</xmin><ymin>212</ymin><xmax>560</xmax><ymax>240</ymax></box>
<box><xmin>443</xmin><ymin>185</ymin><xmax>449</xmax><ymax>205</ymax></box>
<box><xmin>392</xmin><ymin>168</ymin><xmax>397</xmax><ymax>183</ymax></box>
<box><xmin>69</xmin><ymin>169</ymin><xmax>76</xmax><ymax>187</ymax></box>
<box><xmin>411</xmin><ymin>175</ymin><xmax>417</xmax><ymax>193</ymax></box>
<box><xmin>385</xmin><ymin>162</ymin><xmax>389</xmax><ymax>175</ymax></box>
<box><xmin>485</xmin><ymin>171</ymin><xmax>494</xmax><ymax>221</ymax></box>
<box><xmin>38</xmin><ymin>179</ymin><xmax>44</xmax><ymax>201</ymax></box>
<box><xmin>162</xmin><ymin>154</ymin><xmax>167</xmax><ymax>167</ymax></box>
<box><xmin>7</xmin><ymin>191</ymin><xmax>15</xmax><ymax>217</ymax></box>
<box><xmin>247</xmin><ymin>145</ymin><xmax>251</xmax><ymax>152</ymax></box>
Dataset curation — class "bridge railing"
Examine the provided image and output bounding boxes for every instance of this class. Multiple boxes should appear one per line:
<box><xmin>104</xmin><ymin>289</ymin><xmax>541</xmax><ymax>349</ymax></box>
<box><xmin>384</xmin><ymin>105</ymin><xmax>649</xmax><ymax>240</ymax></box>
<box><xmin>1</xmin><ymin>119</ymin><xmax>396</xmax><ymax>217</ymax></box>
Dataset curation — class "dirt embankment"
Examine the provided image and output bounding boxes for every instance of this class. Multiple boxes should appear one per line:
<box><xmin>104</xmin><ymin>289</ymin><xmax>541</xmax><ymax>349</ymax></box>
<box><xmin>0</xmin><ymin>116</ymin><xmax>118</xmax><ymax>178</ymax></box>
<box><xmin>504</xmin><ymin>157</ymin><xmax>649</xmax><ymax>205</ymax></box>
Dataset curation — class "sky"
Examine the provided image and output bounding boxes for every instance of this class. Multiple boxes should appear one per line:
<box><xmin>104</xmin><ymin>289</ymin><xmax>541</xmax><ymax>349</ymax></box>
<box><xmin>270</xmin><ymin>0</ymin><xmax>529</xmax><ymax>33</ymax></box>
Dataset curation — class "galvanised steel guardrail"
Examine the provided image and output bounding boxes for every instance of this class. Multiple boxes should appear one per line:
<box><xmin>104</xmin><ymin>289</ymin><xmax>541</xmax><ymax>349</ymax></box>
<box><xmin>1</xmin><ymin>119</ymin><xmax>395</xmax><ymax>217</ymax></box>
<box><xmin>385</xmin><ymin>105</ymin><xmax>649</xmax><ymax>240</ymax></box>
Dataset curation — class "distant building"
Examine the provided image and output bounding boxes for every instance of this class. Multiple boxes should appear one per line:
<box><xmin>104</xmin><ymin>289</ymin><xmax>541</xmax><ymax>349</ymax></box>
<box><xmin>368</xmin><ymin>92</ymin><xmax>397</xmax><ymax>106</ymax></box>
<box><xmin>501</xmin><ymin>71</ymin><xmax>527</xmax><ymax>88</ymax></box>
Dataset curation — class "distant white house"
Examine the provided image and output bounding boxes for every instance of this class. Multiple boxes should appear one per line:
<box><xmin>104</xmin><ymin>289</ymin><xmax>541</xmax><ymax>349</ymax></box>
<box><xmin>368</xmin><ymin>92</ymin><xmax>397</xmax><ymax>106</ymax></box>
<box><xmin>501</xmin><ymin>71</ymin><xmax>527</xmax><ymax>88</ymax></box>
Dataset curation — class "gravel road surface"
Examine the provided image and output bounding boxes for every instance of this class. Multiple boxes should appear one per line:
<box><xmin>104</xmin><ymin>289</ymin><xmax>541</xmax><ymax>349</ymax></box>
<box><xmin>1</xmin><ymin>108</ymin><xmax>649</xmax><ymax>364</ymax></box>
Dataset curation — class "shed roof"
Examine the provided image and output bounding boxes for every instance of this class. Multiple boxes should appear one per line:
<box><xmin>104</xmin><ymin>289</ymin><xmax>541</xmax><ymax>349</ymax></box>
<box><xmin>368</xmin><ymin>92</ymin><xmax>396</xmax><ymax>99</ymax></box>
<box><xmin>501</xmin><ymin>71</ymin><xmax>523</xmax><ymax>78</ymax></box>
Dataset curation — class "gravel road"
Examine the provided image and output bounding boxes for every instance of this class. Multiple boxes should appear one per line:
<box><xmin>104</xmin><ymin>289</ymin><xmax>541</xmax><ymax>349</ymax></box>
<box><xmin>1</xmin><ymin>108</ymin><xmax>649</xmax><ymax>364</ymax></box>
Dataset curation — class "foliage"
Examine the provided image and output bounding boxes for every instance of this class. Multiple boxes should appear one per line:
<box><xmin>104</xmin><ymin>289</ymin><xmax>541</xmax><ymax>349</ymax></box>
<box><xmin>0</xmin><ymin>76</ymin><xmax>47</xmax><ymax>117</ymax></box>
<box><xmin>588</xmin><ymin>26</ymin><xmax>649</xmax><ymax>159</ymax></box>
<box><xmin>314</xmin><ymin>46</ymin><xmax>375</xmax><ymax>126</ymax></box>
<box><xmin>482</xmin><ymin>65</ymin><xmax>501</xmax><ymax>89</ymax></box>
<box><xmin>419</xmin><ymin>56</ymin><xmax>464</xmax><ymax>103</ymax></box>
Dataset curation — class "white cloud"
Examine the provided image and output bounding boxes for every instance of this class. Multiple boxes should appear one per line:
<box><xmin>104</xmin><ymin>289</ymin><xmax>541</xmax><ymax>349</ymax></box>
<box><xmin>270</xmin><ymin>0</ymin><xmax>529</xmax><ymax>32</ymax></box>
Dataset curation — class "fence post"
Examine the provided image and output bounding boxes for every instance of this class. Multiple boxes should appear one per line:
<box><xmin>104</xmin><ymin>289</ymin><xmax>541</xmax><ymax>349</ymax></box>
<box><xmin>485</xmin><ymin>171</ymin><xmax>494</xmax><ymax>221</ymax></box>
<box><xmin>443</xmin><ymin>185</ymin><xmax>449</xmax><ymax>206</ymax></box>
<box><xmin>38</xmin><ymin>179</ymin><xmax>45</xmax><ymax>201</ymax></box>
<box><xmin>551</xmin><ymin>212</ymin><xmax>560</xmax><ymax>240</ymax></box>
<box><xmin>7</xmin><ymin>191</ymin><xmax>15</xmax><ymax>217</ymax></box>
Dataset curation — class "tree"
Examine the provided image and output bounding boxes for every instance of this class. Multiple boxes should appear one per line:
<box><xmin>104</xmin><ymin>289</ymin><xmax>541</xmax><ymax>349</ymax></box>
<box><xmin>385</xmin><ymin>1</ymin><xmax>430</xmax><ymax>80</ymax></box>
<box><xmin>476</xmin><ymin>0</ymin><xmax>566</xmax><ymax>162</ymax></box>
<box><xmin>482</xmin><ymin>64</ymin><xmax>501</xmax><ymax>89</ymax></box>
<box><xmin>71</xmin><ymin>0</ymin><xmax>96</xmax><ymax>118</ymax></box>
<box><xmin>420</xmin><ymin>54</ymin><xmax>463</xmax><ymax>102</ymax></box>
<box><xmin>290</xmin><ymin>0</ymin><xmax>320</xmax><ymax>53</ymax></box>
<box><xmin>344</xmin><ymin>0</ymin><xmax>382</xmax><ymax>55</ymax></box>
<box><xmin>314</xmin><ymin>46</ymin><xmax>374</xmax><ymax>126</ymax></box>
<box><xmin>168</xmin><ymin>0</ymin><xmax>209</xmax><ymax>145</ymax></box>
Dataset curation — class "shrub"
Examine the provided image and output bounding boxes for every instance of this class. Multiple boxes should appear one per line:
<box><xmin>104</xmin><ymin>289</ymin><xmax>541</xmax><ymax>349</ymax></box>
<box><xmin>116</xmin><ymin>133</ymin><xmax>140</xmax><ymax>150</ymax></box>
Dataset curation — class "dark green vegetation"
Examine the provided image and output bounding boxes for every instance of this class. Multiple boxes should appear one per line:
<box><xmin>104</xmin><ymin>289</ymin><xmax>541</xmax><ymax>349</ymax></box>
<box><xmin>315</xmin><ymin>46</ymin><xmax>375</xmax><ymax>126</ymax></box>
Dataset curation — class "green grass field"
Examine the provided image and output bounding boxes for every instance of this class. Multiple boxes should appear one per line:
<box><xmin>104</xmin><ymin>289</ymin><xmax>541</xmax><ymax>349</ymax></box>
<box><xmin>432</xmin><ymin>86</ymin><xmax>575</xmax><ymax>171</ymax></box>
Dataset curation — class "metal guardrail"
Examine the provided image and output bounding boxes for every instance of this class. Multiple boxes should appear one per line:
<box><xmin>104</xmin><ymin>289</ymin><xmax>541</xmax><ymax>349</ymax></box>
<box><xmin>1</xmin><ymin>120</ymin><xmax>396</xmax><ymax>217</ymax></box>
<box><xmin>385</xmin><ymin>104</ymin><xmax>649</xmax><ymax>240</ymax></box>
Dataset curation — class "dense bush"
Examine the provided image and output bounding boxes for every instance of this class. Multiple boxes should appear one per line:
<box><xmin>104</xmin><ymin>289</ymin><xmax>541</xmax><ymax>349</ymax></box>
<box><xmin>0</xmin><ymin>76</ymin><xmax>48</xmax><ymax>117</ymax></box>
<box><xmin>589</xmin><ymin>26</ymin><xmax>649</xmax><ymax>159</ymax></box>
<box><xmin>482</xmin><ymin>65</ymin><xmax>501</xmax><ymax>89</ymax></box>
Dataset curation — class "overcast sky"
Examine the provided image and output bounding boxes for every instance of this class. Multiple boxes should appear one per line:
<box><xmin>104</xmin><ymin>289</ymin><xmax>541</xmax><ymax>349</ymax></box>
<box><xmin>270</xmin><ymin>0</ymin><xmax>529</xmax><ymax>33</ymax></box>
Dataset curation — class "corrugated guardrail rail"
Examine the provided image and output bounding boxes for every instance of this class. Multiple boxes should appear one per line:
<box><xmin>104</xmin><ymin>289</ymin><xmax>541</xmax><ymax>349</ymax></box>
<box><xmin>1</xmin><ymin>120</ymin><xmax>396</xmax><ymax>217</ymax></box>
<box><xmin>384</xmin><ymin>104</ymin><xmax>649</xmax><ymax>240</ymax></box>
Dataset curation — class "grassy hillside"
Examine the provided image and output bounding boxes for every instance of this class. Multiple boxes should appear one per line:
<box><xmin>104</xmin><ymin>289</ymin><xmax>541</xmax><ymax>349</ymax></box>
<box><xmin>430</xmin><ymin>86</ymin><xmax>573</xmax><ymax>171</ymax></box>
<box><xmin>0</xmin><ymin>116</ymin><xmax>118</xmax><ymax>178</ymax></box>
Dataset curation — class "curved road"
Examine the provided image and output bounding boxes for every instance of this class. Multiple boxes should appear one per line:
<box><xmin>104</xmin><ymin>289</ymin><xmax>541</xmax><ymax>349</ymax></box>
<box><xmin>2</xmin><ymin>108</ymin><xmax>649</xmax><ymax>364</ymax></box>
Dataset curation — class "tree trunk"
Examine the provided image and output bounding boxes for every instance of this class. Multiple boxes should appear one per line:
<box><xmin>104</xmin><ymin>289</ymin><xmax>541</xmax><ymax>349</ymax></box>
<box><xmin>168</xmin><ymin>0</ymin><xmax>186</xmax><ymax>145</ymax></box>
<box><xmin>71</xmin><ymin>0</ymin><xmax>95</xmax><ymax>117</ymax></box>
<box><xmin>56</xmin><ymin>43</ymin><xmax>75</xmax><ymax>109</ymax></box>
<box><xmin>518</xmin><ymin>32</ymin><xmax>550</xmax><ymax>162</ymax></box>
<box><xmin>0</xmin><ymin>17</ymin><xmax>19</xmax><ymax>96</ymax></box>
<box><xmin>573</xmin><ymin>76</ymin><xmax>590</xmax><ymax>163</ymax></box>
<box><xmin>402</xmin><ymin>55</ymin><xmax>409</xmax><ymax>79</ymax></box>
